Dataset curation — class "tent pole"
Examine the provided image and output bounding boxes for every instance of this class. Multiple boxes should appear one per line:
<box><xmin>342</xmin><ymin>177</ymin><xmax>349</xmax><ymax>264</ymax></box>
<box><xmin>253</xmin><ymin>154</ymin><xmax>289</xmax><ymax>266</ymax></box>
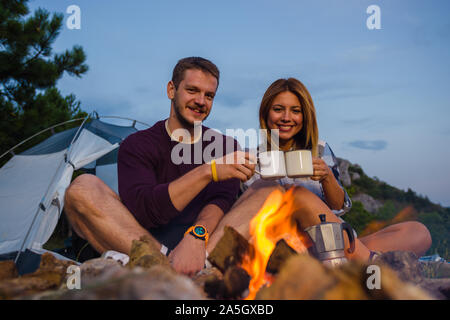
<box><xmin>14</xmin><ymin>206</ymin><xmax>43</xmax><ymax>264</ymax></box>
<box><xmin>13</xmin><ymin>114</ymin><xmax>91</xmax><ymax>264</ymax></box>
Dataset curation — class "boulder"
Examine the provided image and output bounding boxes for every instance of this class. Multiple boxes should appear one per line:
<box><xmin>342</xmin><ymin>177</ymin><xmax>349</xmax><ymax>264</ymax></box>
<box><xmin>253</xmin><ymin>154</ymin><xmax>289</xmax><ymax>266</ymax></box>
<box><xmin>32</xmin><ymin>265</ymin><xmax>206</xmax><ymax>300</ymax></box>
<box><xmin>352</xmin><ymin>193</ymin><xmax>383</xmax><ymax>213</ymax></box>
<box><xmin>0</xmin><ymin>260</ymin><xmax>18</xmax><ymax>281</ymax></box>
<box><xmin>256</xmin><ymin>253</ymin><xmax>433</xmax><ymax>300</ymax></box>
<box><xmin>336</xmin><ymin>158</ymin><xmax>352</xmax><ymax>187</ymax></box>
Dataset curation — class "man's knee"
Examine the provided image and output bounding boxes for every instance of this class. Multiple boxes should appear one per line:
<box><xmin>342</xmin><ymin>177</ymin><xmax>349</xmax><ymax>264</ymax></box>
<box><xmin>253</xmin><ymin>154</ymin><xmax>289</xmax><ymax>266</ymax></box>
<box><xmin>65</xmin><ymin>174</ymin><xmax>112</xmax><ymax>216</ymax></box>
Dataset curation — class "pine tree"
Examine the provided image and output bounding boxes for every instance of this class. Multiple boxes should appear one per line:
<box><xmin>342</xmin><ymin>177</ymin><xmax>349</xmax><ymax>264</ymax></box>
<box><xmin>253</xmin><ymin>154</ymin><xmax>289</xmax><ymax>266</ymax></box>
<box><xmin>0</xmin><ymin>0</ymin><xmax>88</xmax><ymax>160</ymax></box>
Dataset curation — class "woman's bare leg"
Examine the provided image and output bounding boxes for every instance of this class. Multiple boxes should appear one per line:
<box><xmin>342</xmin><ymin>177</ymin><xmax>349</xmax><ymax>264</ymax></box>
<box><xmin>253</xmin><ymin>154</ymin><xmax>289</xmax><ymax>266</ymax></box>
<box><xmin>64</xmin><ymin>174</ymin><xmax>160</xmax><ymax>255</ymax></box>
<box><xmin>359</xmin><ymin>221</ymin><xmax>432</xmax><ymax>257</ymax></box>
<box><xmin>207</xmin><ymin>180</ymin><xmax>283</xmax><ymax>252</ymax></box>
<box><xmin>291</xmin><ymin>186</ymin><xmax>371</xmax><ymax>261</ymax></box>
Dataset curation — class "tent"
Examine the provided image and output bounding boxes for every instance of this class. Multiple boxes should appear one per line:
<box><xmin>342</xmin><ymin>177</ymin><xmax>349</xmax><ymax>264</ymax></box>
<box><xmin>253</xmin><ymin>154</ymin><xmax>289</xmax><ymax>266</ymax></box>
<box><xmin>0</xmin><ymin>113</ymin><xmax>149</xmax><ymax>273</ymax></box>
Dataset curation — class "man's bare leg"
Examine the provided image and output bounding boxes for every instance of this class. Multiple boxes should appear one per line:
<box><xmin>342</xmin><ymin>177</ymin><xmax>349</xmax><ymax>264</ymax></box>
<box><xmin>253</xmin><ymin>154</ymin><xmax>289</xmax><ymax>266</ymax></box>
<box><xmin>64</xmin><ymin>174</ymin><xmax>160</xmax><ymax>255</ymax></box>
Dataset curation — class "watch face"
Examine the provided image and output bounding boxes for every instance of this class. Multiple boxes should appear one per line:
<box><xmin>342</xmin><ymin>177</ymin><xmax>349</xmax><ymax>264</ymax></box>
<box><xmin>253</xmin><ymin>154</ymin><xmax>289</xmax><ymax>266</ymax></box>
<box><xmin>194</xmin><ymin>226</ymin><xmax>206</xmax><ymax>236</ymax></box>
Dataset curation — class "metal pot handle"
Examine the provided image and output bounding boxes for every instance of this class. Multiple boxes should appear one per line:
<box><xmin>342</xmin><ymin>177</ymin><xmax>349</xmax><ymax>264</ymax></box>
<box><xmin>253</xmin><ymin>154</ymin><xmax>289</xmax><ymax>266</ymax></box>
<box><xmin>341</xmin><ymin>222</ymin><xmax>356</xmax><ymax>254</ymax></box>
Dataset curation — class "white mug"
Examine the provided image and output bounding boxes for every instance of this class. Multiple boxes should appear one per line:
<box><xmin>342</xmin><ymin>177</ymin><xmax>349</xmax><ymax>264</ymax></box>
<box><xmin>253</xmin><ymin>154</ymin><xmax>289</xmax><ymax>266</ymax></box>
<box><xmin>257</xmin><ymin>150</ymin><xmax>286</xmax><ymax>180</ymax></box>
<box><xmin>285</xmin><ymin>150</ymin><xmax>313</xmax><ymax>178</ymax></box>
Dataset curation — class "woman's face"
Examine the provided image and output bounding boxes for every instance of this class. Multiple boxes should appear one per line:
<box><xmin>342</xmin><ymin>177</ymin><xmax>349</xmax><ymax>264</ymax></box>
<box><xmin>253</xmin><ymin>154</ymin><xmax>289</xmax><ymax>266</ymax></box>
<box><xmin>266</xmin><ymin>91</ymin><xmax>303</xmax><ymax>147</ymax></box>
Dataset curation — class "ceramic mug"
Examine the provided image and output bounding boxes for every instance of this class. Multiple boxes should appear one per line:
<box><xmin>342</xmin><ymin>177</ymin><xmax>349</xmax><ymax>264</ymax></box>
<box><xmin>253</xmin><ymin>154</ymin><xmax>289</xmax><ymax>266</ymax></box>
<box><xmin>285</xmin><ymin>150</ymin><xmax>313</xmax><ymax>178</ymax></box>
<box><xmin>257</xmin><ymin>150</ymin><xmax>286</xmax><ymax>180</ymax></box>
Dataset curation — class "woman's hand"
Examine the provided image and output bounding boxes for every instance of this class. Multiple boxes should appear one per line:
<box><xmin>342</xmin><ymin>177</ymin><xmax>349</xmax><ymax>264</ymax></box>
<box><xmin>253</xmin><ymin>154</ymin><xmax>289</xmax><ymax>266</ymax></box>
<box><xmin>214</xmin><ymin>151</ymin><xmax>256</xmax><ymax>182</ymax></box>
<box><xmin>311</xmin><ymin>157</ymin><xmax>332</xmax><ymax>182</ymax></box>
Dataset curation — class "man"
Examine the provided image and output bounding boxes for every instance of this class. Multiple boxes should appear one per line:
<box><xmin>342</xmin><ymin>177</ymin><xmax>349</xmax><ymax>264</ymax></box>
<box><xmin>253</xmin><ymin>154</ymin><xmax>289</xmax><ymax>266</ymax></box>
<box><xmin>64</xmin><ymin>57</ymin><xmax>256</xmax><ymax>276</ymax></box>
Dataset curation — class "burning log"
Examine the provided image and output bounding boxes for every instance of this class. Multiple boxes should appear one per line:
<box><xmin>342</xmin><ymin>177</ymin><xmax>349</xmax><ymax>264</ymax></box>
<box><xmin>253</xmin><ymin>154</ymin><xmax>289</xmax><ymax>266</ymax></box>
<box><xmin>204</xmin><ymin>266</ymin><xmax>250</xmax><ymax>300</ymax></box>
<box><xmin>266</xmin><ymin>239</ymin><xmax>297</xmax><ymax>274</ymax></box>
<box><xmin>223</xmin><ymin>266</ymin><xmax>250</xmax><ymax>299</ymax></box>
<box><xmin>207</xmin><ymin>226</ymin><xmax>253</xmax><ymax>273</ymax></box>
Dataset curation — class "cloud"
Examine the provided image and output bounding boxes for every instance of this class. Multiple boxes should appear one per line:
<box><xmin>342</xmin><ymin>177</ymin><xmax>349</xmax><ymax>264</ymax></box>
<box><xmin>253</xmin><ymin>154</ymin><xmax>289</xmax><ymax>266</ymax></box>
<box><xmin>347</xmin><ymin>140</ymin><xmax>388</xmax><ymax>151</ymax></box>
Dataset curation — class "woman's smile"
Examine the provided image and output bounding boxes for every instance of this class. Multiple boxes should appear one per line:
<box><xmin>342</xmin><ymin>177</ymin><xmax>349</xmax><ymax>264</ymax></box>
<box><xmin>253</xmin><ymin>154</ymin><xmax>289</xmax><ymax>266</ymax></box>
<box><xmin>267</xmin><ymin>91</ymin><xmax>303</xmax><ymax>149</ymax></box>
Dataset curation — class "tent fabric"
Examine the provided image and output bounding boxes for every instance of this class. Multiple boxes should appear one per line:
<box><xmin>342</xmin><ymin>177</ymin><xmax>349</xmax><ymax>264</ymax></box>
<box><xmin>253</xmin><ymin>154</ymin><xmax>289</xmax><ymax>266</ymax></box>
<box><xmin>0</xmin><ymin>117</ymin><xmax>140</xmax><ymax>256</ymax></box>
<box><xmin>0</xmin><ymin>151</ymin><xmax>67</xmax><ymax>253</ymax></box>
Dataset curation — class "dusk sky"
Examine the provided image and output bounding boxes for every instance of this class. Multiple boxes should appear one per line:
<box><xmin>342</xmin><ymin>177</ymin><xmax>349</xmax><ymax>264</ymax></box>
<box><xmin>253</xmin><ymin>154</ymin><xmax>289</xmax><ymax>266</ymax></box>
<box><xmin>28</xmin><ymin>1</ymin><xmax>450</xmax><ymax>206</ymax></box>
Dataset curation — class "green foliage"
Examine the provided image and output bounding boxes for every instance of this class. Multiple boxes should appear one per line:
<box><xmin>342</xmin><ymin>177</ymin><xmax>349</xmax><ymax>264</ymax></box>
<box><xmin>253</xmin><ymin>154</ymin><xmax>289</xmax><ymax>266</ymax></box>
<box><xmin>343</xmin><ymin>201</ymin><xmax>376</xmax><ymax>235</ymax></box>
<box><xmin>0</xmin><ymin>0</ymin><xmax>88</xmax><ymax>161</ymax></box>
<box><xmin>346</xmin><ymin>163</ymin><xmax>449</xmax><ymax>260</ymax></box>
<box><xmin>418</xmin><ymin>211</ymin><xmax>450</xmax><ymax>260</ymax></box>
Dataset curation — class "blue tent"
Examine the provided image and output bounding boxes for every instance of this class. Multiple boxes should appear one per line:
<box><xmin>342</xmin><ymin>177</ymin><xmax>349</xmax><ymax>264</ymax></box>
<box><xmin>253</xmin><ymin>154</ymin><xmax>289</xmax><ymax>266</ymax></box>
<box><xmin>0</xmin><ymin>113</ymin><xmax>149</xmax><ymax>272</ymax></box>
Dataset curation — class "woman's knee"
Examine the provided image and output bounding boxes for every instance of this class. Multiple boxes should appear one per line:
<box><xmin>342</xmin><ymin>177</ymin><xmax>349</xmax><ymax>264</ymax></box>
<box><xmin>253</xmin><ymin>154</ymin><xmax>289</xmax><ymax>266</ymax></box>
<box><xmin>408</xmin><ymin>221</ymin><xmax>432</xmax><ymax>250</ymax></box>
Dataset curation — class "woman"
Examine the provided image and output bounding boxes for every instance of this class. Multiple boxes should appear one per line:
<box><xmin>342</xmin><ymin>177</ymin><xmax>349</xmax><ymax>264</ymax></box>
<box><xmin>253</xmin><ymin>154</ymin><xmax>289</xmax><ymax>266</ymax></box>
<box><xmin>208</xmin><ymin>78</ymin><xmax>432</xmax><ymax>262</ymax></box>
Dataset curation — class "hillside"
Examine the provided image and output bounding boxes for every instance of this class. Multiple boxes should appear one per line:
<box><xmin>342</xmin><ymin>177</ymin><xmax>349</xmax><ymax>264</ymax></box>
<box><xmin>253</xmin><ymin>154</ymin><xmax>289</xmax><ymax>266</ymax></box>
<box><xmin>337</xmin><ymin>158</ymin><xmax>449</xmax><ymax>260</ymax></box>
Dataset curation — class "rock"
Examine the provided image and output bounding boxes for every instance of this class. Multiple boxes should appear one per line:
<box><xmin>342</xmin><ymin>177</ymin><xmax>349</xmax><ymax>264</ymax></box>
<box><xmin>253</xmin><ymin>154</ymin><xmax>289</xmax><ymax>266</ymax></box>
<box><xmin>374</xmin><ymin>251</ymin><xmax>450</xmax><ymax>299</ymax></box>
<box><xmin>79</xmin><ymin>258</ymin><xmax>127</xmax><ymax>287</ymax></box>
<box><xmin>351</xmin><ymin>172</ymin><xmax>360</xmax><ymax>181</ymax></box>
<box><xmin>420</xmin><ymin>261</ymin><xmax>450</xmax><ymax>279</ymax></box>
<box><xmin>0</xmin><ymin>260</ymin><xmax>18</xmax><ymax>281</ymax></box>
<box><xmin>336</xmin><ymin>158</ymin><xmax>352</xmax><ymax>187</ymax></box>
<box><xmin>352</xmin><ymin>193</ymin><xmax>383</xmax><ymax>213</ymax></box>
<box><xmin>373</xmin><ymin>251</ymin><xmax>423</xmax><ymax>284</ymax></box>
<box><xmin>127</xmin><ymin>237</ymin><xmax>171</xmax><ymax>270</ymax></box>
<box><xmin>255</xmin><ymin>254</ymin><xmax>338</xmax><ymax>300</ymax></box>
<box><xmin>35</xmin><ymin>265</ymin><xmax>206</xmax><ymax>300</ymax></box>
<box><xmin>0</xmin><ymin>253</ymin><xmax>76</xmax><ymax>299</ymax></box>
<box><xmin>256</xmin><ymin>253</ymin><xmax>433</xmax><ymax>300</ymax></box>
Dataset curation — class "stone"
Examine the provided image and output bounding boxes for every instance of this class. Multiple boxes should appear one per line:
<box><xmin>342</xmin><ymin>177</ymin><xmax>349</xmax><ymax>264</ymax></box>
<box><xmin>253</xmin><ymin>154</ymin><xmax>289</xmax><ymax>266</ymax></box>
<box><xmin>351</xmin><ymin>172</ymin><xmax>361</xmax><ymax>181</ymax></box>
<box><xmin>255</xmin><ymin>253</ymin><xmax>433</xmax><ymax>300</ymax></box>
<box><xmin>0</xmin><ymin>260</ymin><xmax>18</xmax><ymax>281</ymax></box>
<box><xmin>127</xmin><ymin>237</ymin><xmax>171</xmax><ymax>270</ymax></box>
<box><xmin>336</xmin><ymin>158</ymin><xmax>352</xmax><ymax>187</ymax></box>
<box><xmin>255</xmin><ymin>254</ymin><xmax>337</xmax><ymax>300</ymax></box>
<box><xmin>0</xmin><ymin>253</ymin><xmax>76</xmax><ymax>299</ymax></box>
<box><xmin>373</xmin><ymin>251</ymin><xmax>423</xmax><ymax>284</ymax></box>
<box><xmin>371</xmin><ymin>251</ymin><xmax>449</xmax><ymax>299</ymax></box>
<box><xmin>78</xmin><ymin>258</ymin><xmax>127</xmax><ymax>287</ymax></box>
<box><xmin>352</xmin><ymin>193</ymin><xmax>383</xmax><ymax>213</ymax></box>
<box><xmin>35</xmin><ymin>265</ymin><xmax>206</xmax><ymax>300</ymax></box>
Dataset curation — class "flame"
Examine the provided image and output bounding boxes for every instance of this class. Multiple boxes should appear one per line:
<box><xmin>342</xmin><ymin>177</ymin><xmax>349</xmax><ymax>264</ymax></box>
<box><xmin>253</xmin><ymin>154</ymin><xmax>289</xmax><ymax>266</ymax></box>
<box><xmin>241</xmin><ymin>187</ymin><xmax>309</xmax><ymax>300</ymax></box>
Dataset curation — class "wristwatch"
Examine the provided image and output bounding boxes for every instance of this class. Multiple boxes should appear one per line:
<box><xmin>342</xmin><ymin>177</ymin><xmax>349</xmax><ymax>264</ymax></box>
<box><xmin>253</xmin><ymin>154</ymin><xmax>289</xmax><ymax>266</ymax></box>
<box><xmin>185</xmin><ymin>225</ymin><xmax>209</xmax><ymax>246</ymax></box>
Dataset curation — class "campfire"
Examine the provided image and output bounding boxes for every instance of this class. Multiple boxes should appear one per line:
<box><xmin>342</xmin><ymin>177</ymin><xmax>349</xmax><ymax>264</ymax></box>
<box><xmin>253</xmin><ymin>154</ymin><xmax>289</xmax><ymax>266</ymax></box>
<box><xmin>207</xmin><ymin>187</ymin><xmax>312</xmax><ymax>300</ymax></box>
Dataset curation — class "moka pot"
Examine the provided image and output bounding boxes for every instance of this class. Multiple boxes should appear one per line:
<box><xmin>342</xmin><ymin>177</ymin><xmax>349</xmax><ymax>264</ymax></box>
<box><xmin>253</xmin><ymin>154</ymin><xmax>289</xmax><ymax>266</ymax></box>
<box><xmin>304</xmin><ymin>214</ymin><xmax>356</xmax><ymax>267</ymax></box>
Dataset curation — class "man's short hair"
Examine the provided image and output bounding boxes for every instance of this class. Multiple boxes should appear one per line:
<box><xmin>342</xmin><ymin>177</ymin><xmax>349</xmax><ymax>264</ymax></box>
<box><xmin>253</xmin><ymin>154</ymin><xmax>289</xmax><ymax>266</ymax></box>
<box><xmin>172</xmin><ymin>57</ymin><xmax>220</xmax><ymax>89</ymax></box>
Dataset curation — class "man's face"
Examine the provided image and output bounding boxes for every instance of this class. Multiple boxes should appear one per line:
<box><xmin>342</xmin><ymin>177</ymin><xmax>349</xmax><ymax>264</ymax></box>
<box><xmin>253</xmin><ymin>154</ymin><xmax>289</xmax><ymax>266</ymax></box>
<box><xmin>168</xmin><ymin>69</ymin><xmax>218</xmax><ymax>127</ymax></box>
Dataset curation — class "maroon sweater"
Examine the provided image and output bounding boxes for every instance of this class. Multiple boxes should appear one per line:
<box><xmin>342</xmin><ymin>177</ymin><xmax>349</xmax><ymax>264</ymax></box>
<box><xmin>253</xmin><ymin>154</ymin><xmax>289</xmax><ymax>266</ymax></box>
<box><xmin>117</xmin><ymin>120</ymin><xmax>240</xmax><ymax>249</ymax></box>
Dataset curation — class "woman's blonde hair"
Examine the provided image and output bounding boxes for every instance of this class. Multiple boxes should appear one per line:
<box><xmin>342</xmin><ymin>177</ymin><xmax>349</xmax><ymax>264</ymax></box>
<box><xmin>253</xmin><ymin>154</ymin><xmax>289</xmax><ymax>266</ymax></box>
<box><xmin>259</xmin><ymin>78</ymin><xmax>319</xmax><ymax>157</ymax></box>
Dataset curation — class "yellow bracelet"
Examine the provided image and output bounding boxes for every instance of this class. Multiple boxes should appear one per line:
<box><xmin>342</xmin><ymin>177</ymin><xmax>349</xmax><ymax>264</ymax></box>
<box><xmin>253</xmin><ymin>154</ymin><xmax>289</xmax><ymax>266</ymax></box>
<box><xmin>211</xmin><ymin>159</ymin><xmax>219</xmax><ymax>182</ymax></box>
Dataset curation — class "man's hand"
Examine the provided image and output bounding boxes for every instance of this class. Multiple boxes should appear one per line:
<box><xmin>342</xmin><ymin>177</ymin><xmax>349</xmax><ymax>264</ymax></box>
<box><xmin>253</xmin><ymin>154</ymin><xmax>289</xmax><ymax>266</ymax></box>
<box><xmin>214</xmin><ymin>151</ymin><xmax>256</xmax><ymax>182</ymax></box>
<box><xmin>168</xmin><ymin>233</ymin><xmax>206</xmax><ymax>277</ymax></box>
<box><xmin>311</xmin><ymin>157</ymin><xmax>332</xmax><ymax>182</ymax></box>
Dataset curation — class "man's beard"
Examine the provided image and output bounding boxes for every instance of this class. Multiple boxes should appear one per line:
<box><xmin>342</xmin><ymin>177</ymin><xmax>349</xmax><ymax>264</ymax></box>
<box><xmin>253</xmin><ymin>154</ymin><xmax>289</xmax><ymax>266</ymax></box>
<box><xmin>172</xmin><ymin>97</ymin><xmax>209</xmax><ymax>128</ymax></box>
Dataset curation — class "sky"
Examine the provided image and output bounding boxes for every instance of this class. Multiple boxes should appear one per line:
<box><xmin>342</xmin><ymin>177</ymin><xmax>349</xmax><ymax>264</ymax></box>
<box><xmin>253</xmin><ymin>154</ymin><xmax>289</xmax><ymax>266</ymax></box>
<box><xmin>28</xmin><ymin>0</ymin><xmax>450</xmax><ymax>207</ymax></box>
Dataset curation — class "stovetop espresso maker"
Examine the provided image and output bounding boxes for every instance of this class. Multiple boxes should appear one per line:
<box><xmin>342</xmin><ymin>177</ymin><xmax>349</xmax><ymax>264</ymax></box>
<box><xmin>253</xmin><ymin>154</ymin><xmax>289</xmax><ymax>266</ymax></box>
<box><xmin>304</xmin><ymin>214</ymin><xmax>355</xmax><ymax>267</ymax></box>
